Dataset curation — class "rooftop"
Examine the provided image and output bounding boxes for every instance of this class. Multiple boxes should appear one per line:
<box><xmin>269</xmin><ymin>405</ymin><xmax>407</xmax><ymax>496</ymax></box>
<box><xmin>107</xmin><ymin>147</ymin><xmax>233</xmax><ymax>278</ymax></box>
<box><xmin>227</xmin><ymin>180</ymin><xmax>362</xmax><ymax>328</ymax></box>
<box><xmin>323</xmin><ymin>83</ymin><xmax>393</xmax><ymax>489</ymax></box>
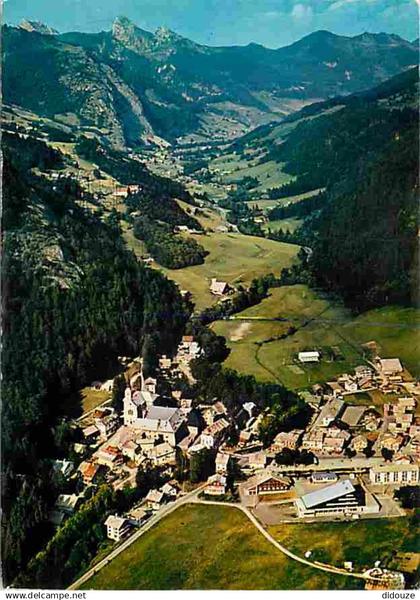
<box><xmin>299</xmin><ymin>479</ymin><xmax>355</xmax><ymax>509</ymax></box>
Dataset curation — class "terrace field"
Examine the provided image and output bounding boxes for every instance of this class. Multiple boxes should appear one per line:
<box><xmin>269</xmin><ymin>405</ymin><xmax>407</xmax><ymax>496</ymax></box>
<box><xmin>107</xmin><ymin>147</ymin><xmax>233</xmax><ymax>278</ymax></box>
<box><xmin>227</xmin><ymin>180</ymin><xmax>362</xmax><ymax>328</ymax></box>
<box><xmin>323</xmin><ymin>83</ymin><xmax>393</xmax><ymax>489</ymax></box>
<box><xmin>82</xmin><ymin>504</ymin><xmax>360</xmax><ymax>590</ymax></box>
<box><xmin>212</xmin><ymin>285</ymin><xmax>420</xmax><ymax>388</ymax></box>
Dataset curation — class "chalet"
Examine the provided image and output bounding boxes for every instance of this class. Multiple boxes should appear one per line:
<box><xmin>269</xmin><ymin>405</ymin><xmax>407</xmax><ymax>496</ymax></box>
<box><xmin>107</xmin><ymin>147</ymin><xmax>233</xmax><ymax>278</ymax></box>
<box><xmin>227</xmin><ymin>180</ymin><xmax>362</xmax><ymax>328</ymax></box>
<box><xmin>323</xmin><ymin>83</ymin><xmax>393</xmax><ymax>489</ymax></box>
<box><xmin>200</xmin><ymin>418</ymin><xmax>230</xmax><ymax>449</ymax></box>
<box><xmin>104</xmin><ymin>515</ymin><xmax>131</xmax><ymax>541</ymax></box>
<box><xmin>210</xmin><ymin>278</ymin><xmax>229</xmax><ymax>296</ymax></box>
<box><xmin>271</xmin><ymin>430</ymin><xmax>303</xmax><ymax>452</ymax></box>
<box><xmin>215</xmin><ymin>452</ymin><xmax>230</xmax><ymax>474</ymax></box>
<box><xmin>242</xmin><ymin>472</ymin><xmax>292</xmax><ymax>497</ymax></box>
<box><xmin>298</xmin><ymin>351</ymin><xmax>320</xmax><ymax>364</ymax></box>
<box><xmin>78</xmin><ymin>461</ymin><xmax>101</xmax><ymax>485</ymax></box>
<box><xmin>127</xmin><ymin>506</ymin><xmax>150</xmax><ymax>526</ymax></box>
<box><xmin>145</xmin><ymin>489</ymin><xmax>165</xmax><ymax>510</ymax></box>
<box><xmin>206</xmin><ymin>474</ymin><xmax>227</xmax><ymax>496</ymax></box>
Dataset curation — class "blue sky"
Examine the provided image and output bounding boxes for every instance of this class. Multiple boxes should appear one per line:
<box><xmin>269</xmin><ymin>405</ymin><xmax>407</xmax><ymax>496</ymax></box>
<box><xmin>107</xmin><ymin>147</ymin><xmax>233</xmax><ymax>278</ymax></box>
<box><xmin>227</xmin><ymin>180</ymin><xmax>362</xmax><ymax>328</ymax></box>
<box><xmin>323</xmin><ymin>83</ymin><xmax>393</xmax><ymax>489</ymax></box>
<box><xmin>4</xmin><ymin>0</ymin><xmax>419</xmax><ymax>47</ymax></box>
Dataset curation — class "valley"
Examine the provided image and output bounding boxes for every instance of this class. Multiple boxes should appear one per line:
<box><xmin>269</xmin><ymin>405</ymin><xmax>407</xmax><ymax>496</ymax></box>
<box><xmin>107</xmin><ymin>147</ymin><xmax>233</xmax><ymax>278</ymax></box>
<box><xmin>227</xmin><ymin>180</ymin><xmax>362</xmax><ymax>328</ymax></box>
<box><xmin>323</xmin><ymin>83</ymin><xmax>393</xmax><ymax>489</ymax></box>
<box><xmin>2</xmin><ymin>16</ymin><xmax>419</xmax><ymax>593</ymax></box>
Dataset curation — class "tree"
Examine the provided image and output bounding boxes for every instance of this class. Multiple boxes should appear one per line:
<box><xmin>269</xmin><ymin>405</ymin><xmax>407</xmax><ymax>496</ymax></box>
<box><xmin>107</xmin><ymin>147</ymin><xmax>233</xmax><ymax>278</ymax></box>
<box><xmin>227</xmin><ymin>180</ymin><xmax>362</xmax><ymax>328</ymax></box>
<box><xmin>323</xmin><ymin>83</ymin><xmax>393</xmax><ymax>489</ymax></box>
<box><xmin>111</xmin><ymin>374</ymin><xmax>126</xmax><ymax>413</ymax></box>
<box><xmin>189</xmin><ymin>449</ymin><xmax>214</xmax><ymax>483</ymax></box>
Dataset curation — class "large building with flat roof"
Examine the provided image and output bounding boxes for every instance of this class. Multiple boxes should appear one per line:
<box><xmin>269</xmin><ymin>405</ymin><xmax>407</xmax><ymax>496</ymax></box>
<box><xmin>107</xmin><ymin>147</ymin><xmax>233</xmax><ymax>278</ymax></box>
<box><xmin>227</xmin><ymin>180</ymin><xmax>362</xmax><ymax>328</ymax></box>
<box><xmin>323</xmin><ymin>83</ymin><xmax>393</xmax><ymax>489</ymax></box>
<box><xmin>295</xmin><ymin>479</ymin><xmax>379</xmax><ymax>518</ymax></box>
<box><xmin>369</xmin><ymin>463</ymin><xmax>419</xmax><ymax>485</ymax></box>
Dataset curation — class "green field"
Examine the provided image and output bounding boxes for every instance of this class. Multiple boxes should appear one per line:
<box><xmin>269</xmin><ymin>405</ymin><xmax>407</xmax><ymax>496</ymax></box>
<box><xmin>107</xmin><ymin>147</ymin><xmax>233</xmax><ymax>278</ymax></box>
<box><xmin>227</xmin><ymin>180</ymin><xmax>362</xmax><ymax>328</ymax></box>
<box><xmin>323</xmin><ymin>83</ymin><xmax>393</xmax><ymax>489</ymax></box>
<box><xmin>264</xmin><ymin>218</ymin><xmax>303</xmax><ymax>234</ymax></box>
<box><xmin>82</xmin><ymin>505</ymin><xmax>361</xmax><ymax>590</ymax></box>
<box><xmin>212</xmin><ymin>285</ymin><xmax>420</xmax><ymax>388</ymax></box>
<box><xmin>270</xmin><ymin>516</ymin><xmax>419</xmax><ymax>574</ymax></box>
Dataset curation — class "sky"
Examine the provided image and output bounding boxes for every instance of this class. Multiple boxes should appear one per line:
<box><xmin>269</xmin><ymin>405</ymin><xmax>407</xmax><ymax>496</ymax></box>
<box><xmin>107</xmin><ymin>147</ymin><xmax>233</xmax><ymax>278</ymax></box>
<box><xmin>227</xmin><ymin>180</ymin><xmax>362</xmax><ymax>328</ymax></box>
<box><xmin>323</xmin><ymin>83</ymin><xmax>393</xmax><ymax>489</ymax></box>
<box><xmin>3</xmin><ymin>0</ymin><xmax>419</xmax><ymax>47</ymax></box>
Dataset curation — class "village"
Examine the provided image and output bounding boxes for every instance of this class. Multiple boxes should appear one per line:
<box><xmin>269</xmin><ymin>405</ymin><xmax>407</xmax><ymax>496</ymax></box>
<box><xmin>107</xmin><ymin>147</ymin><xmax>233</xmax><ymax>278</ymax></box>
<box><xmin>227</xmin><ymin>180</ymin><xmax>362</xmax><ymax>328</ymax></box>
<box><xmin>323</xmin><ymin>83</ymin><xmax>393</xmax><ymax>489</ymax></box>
<box><xmin>48</xmin><ymin>325</ymin><xmax>419</xmax><ymax>589</ymax></box>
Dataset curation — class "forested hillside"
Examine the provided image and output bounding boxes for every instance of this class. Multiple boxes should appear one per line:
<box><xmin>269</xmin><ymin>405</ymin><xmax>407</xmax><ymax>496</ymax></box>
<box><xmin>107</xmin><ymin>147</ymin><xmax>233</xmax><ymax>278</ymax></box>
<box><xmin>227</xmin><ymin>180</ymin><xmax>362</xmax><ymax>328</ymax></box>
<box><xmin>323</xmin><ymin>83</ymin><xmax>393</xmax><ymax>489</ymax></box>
<box><xmin>1</xmin><ymin>134</ymin><xmax>191</xmax><ymax>582</ymax></box>
<box><xmin>223</xmin><ymin>68</ymin><xmax>419</xmax><ymax>311</ymax></box>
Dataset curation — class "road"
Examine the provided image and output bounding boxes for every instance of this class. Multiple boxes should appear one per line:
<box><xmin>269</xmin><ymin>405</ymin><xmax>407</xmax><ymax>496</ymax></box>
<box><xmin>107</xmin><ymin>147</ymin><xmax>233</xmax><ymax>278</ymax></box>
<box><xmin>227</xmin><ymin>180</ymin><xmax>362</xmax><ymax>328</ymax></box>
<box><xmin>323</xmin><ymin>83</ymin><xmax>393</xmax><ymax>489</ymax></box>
<box><xmin>68</xmin><ymin>483</ymin><xmax>207</xmax><ymax>590</ymax></box>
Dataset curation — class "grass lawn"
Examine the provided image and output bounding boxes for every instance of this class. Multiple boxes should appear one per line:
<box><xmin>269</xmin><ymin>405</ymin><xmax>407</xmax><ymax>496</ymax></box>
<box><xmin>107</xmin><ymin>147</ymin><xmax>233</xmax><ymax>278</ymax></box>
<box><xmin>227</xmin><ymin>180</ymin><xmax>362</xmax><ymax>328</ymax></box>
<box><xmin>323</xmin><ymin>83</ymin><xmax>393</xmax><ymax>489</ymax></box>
<box><xmin>82</xmin><ymin>504</ymin><xmax>361</xmax><ymax>590</ymax></box>
<box><xmin>134</xmin><ymin>231</ymin><xmax>298</xmax><ymax>311</ymax></box>
<box><xmin>212</xmin><ymin>286</ymin><xmax>420</xmax><ymax>389</ymax></box>
<box><xmin>342</xmin><ymin>306</ymin><xmax>420</xmax><ymax>378</ymax></box>
<box><xmin>264</xmin><ymin>218</ymin><xmax>303</xmax><ymax>234</ymax></box>
<box><xmin>80</xmin><ymin>387</ymin><xmax>110</xmax><ymax>413</ymax></box>
<box><xmin>269</xmin><ymin>516</ymin><xmax>419</xmax><ymax>575</ymax></box>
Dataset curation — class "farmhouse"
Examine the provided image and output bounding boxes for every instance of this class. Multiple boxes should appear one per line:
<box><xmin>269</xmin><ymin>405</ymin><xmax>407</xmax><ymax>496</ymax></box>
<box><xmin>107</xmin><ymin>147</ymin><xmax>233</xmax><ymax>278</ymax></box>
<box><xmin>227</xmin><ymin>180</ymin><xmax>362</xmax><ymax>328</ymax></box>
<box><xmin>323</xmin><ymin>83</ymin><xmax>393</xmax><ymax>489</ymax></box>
<box><xmin>104</xmin><ymin>514</ymin><xmax>131</xmax><ymax>541</ymax></box>
<box><xmin>210</xmin><ymin>278</ymin><xmax>229</xmax><ymax>296</ymax></box>
<box><xmin>298</xmin><ymin>351</ymin><xmax>320</xmax><ymax>363</ymax></box>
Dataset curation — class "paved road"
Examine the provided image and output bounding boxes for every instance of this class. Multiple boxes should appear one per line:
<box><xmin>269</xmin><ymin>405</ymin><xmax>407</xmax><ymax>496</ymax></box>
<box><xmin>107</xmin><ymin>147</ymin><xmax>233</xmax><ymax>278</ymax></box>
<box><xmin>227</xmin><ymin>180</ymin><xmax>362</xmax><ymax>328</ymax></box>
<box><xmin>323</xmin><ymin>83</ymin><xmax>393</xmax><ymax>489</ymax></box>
<box><xmin>68</xmin><ymin>483</ymin><xmax>207</xmax><ymax>590</ymax></box>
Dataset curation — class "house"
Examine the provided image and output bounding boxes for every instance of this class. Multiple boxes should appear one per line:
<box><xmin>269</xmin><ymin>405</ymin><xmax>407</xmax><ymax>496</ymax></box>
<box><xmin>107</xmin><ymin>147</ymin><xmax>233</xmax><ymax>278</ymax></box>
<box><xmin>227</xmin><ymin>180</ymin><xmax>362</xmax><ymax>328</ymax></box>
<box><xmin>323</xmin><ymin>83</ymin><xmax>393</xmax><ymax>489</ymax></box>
<box><xmin>246</xmin><ymin>451</ymin><xmax>267</xmax><ymax>470</ymax></box>
<box><xmin>351</xmin><ymin>434</ymin><xmax>369</xmax><ymax>454</ymax></box>
<box><xmin>377</xmin><ymin>358</ymin><xmax>403</xmax><ymax>377</ymax></box>
<box><xmin>82</xmin><ymin>424</ymin><xmax>100</xmax><ymax>442</ymax></box>
<box><xmin>326</xmin><ymin>381</ymin><xmax>344</xmax><ymax>398</ymax></box>
<box><xmin>78</xmin><ymin>461</ymin><xmax>101</xmax><ymax>485</ymax></box>
<box><xmin>52</xmin><ymin>459</ymin><xmax>75</xmax><ymax>479</ymax></box>
<box><xmin>124</xmin><ymin>398</ymin><xmax>186</xmax><ymax>446</ymax></box>
<box><xmin>201</xmin><ymin>418</ymin><xmax>230</xmax><ymax>449</ymax></box>
<box><xmin>301</xmin><ymin>429</ymin><xmax>324</xmax><ymax>452</ymax></box>
<box><xmin>104</xmin><ymin>515</ymin><xmax>131</xmax><ymax>541</ymax></box>
<box><xmin>242</xmin><ymin>472</ymin><xmax>292</xmax><ymax>498</ymax></box>
<box><xmin>147</xmin><ymin>442</ymin><xmax>176</xmax><ymax>466</ymax></box>
<box><xmin>161</xmin><ymin>482</ymin><xmax>178</xmax><ymax>498</ymax></box>
<box><xmin>295</xmin><ymin>479</ymin><xmax>374</xmax><ymax>518</ymax></box>
<box><xmin>313</xmin><ymin>398</ymin><xmax>345</xmax><ymax>428</ymax></box>
<box><xmin>143</xmin><ymin>377</ymin><xmax>157</xmax><ymax>395</ymax></box>
<box><xmin>178</xmin><ymin>336</ymin><xmax>202</xmax><ymax>361</ymax></box>
<box><xmin>206</xmin><ymin>473</ymin><xmax>227</xmax><ymax>495</ymax></box>
<box><xmin>341</xmin><ymin>405</ymin><xmax>366</xmax><ymax>428</ymax></box>
<box><xmin>121</xmin><ymin>440</ymin><xmax>141</xmax><ymax>463</ymax></box>
<box><xmin>369</xmin><ymin>464</ymin><xmax>419</xmax><ymax>486</ymax></box>
<box><xmin>127</xmin><ymin>506</ymin><xmax>150</xmax><ymax>526</ymax></box>
<box><xmin>310</xmin><ymin>472</ymin><xmax>338</xmax><ymax>484</ymax></box>
<box><xmin>145</xmin><ymin>489</ymin><xmax>165</xmax><ymax>510</ymax></box>
<box><xmin>271</xmin><ymin>430</ymin><xmax>303</xmax><ymax>452</ymax></box>
<box><xmin>298</xmin><ymin>351</ymin><xmax>320</xmax><ymax>363</ymax></box>
<box><xmin>215</xmin><ymin>452</ymin><xmax>230</xmax><ymax>474</ymax></box>
<box><xmin>55</xmin><ymin>493</ymin><xmax>81</xmax><ymax>515</ymax></box>
<box><xmin>354</xmin><ymin>365</ymin><xmax>373</xmax><ymax>380</ymax></box>
<box><xmin>377</xmin><ymin>432</ymin><xmax>404</xmax><ymax>453</ymax></box>
<box><xmin>210</xmin><ymin>278</ymin><xmax>229</xmax><ymax>296</ymax></box>
<box><xmin>238</xmin><ymin>430</ymin><xmax>253</xmax><ymax>447</ymax></box>
<box><xmin>159</xmin><ymin>355</ymin><xmax>172</xmax><ymax>370</ymax></box>
<box><xmin>96</xmin><ymin>445</ymin><xmax>123</xmax><ymax>469</ymax></box>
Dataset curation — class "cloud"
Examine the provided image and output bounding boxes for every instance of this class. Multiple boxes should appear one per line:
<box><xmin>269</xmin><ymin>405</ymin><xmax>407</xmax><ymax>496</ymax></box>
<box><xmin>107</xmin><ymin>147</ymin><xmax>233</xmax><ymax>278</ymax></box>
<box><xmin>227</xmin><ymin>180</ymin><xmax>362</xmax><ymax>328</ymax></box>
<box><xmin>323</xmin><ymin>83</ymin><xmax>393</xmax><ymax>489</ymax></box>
<box><xmin>327</xmin><ymin>0</ymin><xmax>377</xmax><ymax>10</ymax></box>
<box><xmin>291</xmin><ymin>3</ymin><xmax>314</xmax><ymax>19</ymax></box>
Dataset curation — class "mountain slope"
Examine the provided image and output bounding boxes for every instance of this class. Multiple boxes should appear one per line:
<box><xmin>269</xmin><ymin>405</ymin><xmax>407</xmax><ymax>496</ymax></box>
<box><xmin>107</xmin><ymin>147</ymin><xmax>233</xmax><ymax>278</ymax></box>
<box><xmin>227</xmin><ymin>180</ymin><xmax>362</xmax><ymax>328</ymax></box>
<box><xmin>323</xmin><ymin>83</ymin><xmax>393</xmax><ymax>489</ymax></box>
<box><xmin>213</xmin><ymin>68</ymin><xmax>419</xmax><ymax>310</ymax></box>
<box><xmin>3</xmin><ymin>18</ymin><xmax>418</xmax><ymax>145</ymax></box>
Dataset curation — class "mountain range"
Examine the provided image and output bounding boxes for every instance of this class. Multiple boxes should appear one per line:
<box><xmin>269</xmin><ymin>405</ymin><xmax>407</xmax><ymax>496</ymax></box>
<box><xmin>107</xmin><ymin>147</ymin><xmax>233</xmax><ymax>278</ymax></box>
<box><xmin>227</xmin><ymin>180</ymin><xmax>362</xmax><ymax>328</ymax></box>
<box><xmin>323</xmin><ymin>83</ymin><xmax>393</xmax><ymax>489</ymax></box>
<box><xmin>3</xmin><ymin>16</ymin><xmax>418</xmax><ymax>146</ymax></box>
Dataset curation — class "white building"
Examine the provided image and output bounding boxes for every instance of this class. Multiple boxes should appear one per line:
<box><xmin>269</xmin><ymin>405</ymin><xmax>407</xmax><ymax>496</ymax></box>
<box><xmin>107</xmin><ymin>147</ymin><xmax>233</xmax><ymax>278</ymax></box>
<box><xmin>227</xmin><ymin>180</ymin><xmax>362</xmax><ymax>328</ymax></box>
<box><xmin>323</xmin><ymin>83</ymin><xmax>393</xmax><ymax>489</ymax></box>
<box><xmin>295</xmin><ymin>479</ymin><xmax>379</xmax><ymax>518</ymax></box>
<box><xmin>298</xmin><ymin>351</ymin><xmax>320</xmax><ymax>363</ymax></box>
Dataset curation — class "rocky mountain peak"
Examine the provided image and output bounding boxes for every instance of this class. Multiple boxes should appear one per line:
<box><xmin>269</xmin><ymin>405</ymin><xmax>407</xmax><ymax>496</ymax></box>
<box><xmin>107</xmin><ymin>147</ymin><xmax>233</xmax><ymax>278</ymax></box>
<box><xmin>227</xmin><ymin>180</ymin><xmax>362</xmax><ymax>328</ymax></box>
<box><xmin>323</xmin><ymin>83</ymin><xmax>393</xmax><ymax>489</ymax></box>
<box><xmin>19</xmin><ymin>19</ymin><xmax>58</xmax><ymax>35</ymax></box>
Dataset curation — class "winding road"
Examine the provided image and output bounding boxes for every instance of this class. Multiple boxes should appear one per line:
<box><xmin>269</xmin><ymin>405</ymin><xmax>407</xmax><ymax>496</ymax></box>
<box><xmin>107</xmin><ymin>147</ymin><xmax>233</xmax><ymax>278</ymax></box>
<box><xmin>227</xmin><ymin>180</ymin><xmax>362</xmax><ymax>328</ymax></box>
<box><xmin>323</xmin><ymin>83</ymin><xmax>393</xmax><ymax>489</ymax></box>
<box><xmin>69</xmin><ymin>491</ymin><xmax>374</xmax><ymax>590</ymax></box>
